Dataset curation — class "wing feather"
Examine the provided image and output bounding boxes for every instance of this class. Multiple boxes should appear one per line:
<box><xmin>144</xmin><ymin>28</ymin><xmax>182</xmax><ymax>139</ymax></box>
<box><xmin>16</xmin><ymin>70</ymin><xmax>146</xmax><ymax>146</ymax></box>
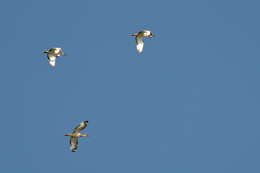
<box><xmin>47</xmin><ymin>54</ymin><xmax>57</xmax><ymax>67</ymax></box>
<box><xmin>73</xmin><ymin>121</ymin><xmax>88</xmax><ymax>133</ymax></box>
<box><xmin>70</xmin><ymin>137</ymin><xmax>78</xmax><ymax>152</ymax></box>
<box><xmin>135</xmin><ymin>36</ymin><xmax>144</xmax><ymax>53</ymax></box>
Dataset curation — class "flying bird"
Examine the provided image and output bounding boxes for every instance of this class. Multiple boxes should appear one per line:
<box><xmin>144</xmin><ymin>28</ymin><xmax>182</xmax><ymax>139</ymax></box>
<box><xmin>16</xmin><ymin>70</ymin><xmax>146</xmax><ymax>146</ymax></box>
<box><xmin>64</xmin><ymin>121</ymin><xmax>89</xmax><ymax>152</ymax></box>
<box><xmin>43</xmin><ymin>48</ymin><xmax>65</xmax><ymax>67</ymax></box>
<box><xmin>130</xmin><ymin>30</ymin><xmax>154</xmax><ymax>53</ymax></box>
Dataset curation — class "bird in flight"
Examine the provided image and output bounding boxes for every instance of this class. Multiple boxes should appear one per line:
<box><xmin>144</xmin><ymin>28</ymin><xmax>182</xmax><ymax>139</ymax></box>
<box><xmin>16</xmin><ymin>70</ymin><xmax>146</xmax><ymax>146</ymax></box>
<box><xmin>129</xmin><ymin>30</ymin><xmax>154</xmax><ymax>53</ymax></box>
<box><xmin>64</xmin><ymin>121</ymin><xmax>89</xmax><ymax>152</ymax></box>
<box><xmin>43</xmin><ymin>48</ymin><xmax>65</xmax><ymax>67</ymax></box>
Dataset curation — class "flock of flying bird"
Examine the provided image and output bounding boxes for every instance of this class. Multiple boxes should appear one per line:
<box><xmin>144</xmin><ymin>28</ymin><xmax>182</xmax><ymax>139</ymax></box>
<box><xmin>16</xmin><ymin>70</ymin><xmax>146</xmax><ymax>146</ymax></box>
<box><xmin>43</xmin><ymin>30</ymin><xmax>154</xmax><ymax>152</ymax></box>
<box><xmin>44</xmin><ymin>30</ymin><xmax>154</xmax><ymax>67</ymax></box>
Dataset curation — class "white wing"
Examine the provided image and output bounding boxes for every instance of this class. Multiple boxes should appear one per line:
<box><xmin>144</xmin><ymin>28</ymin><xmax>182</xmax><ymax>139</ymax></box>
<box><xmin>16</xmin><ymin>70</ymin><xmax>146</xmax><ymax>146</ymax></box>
<box><xmin>70</xmin><ymin>137</ymin><xmax>78</xmax><ymax>152</ymax></box>
<box><xmin>135</xmin><ymin>36</ymin><xmax>144</xmax><ymax>53</ymax></box>
<box><xmin>47</xmin><ymin>54</ymin><xmax>57</xmax><ymax>67</ymax></box>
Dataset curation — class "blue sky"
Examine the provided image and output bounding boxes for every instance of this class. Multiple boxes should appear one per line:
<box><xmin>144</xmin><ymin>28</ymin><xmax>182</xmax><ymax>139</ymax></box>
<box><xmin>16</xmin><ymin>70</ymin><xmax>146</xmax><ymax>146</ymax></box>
<box><xmin>1</xmin><ymin>0</ymin><xmax>260</xmax><ymax>172</ymax></box>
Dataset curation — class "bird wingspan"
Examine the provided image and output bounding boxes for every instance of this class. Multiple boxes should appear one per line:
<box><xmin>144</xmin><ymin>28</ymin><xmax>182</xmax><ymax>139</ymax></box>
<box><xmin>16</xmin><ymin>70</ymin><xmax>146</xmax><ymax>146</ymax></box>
<box><xmin>70</xmin><ymin>137</ymin><xmax>78</xmax><ymax>152</ymax></box>
<box><xmin>135</xmin><ymin>36</ymin><xmax>144</xmax><ymax>53</ymax></box>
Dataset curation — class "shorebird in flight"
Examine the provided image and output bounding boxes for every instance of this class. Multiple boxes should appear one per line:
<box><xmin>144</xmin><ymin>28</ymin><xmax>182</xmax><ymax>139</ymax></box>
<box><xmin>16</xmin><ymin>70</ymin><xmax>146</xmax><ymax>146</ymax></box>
<box><xmin>43</xmin><ymin>48</ymin><xmax>65</xmax><ymax>67</ymax></box>
<box><xmin>129</xmin><ymin>30</ymin><xmax>154</xmax><ymax>53</ymax></box>
<box><xmin>64</xmin><ymin>121</ymin><xmax>89</xmax><ymax>152</ymax></box>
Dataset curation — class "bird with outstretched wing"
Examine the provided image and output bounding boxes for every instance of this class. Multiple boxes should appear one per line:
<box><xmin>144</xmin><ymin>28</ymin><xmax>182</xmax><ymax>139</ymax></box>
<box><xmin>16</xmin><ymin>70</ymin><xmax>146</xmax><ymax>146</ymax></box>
<box><xmin>64</xmin><ymin>121</ymin><xmax>89</xmax><ymax>152</ymax></box>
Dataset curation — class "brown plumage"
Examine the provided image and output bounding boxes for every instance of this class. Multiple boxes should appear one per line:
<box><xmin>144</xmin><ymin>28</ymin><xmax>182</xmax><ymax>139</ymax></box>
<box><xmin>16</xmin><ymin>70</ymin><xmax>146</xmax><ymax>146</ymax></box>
<box><xmin>64</xmin><ymin>121</ymin><xmax>89</xmax><ymax>152</ymax></box>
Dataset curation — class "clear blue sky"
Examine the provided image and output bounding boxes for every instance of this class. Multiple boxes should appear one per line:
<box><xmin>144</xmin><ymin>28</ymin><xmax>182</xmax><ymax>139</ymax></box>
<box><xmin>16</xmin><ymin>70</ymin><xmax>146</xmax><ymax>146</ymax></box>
<box><xmin>1</xmin><ymin>0</ymin><xmax>260</xmax><ymax>172</ymax></box>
